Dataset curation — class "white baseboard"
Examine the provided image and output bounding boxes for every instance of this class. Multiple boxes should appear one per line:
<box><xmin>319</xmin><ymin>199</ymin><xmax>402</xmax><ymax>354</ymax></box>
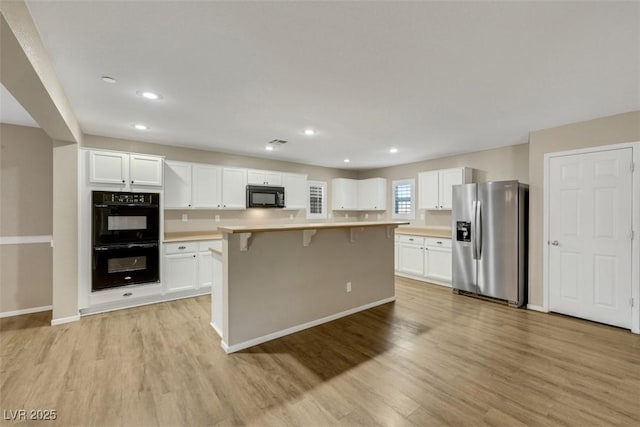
<box><xmin>395</xmin><ymin>272</ymin><xmax>451</xmax><ymax>288</ymax></box>
<box><xmin>0</xmin><ymin>305</ymin><xmax>52</xmax><ymax>319</ymax></box>
<box><xmin>210</xmin><ymin>322</ymin><xmax>222</xmax><ymax>338</ymax></box>
<box><xmin>527</xmin><ymin>304</ymin><xmax>548</xmax><ymax>313</ymax></box>
<box><xmin>221</xmin><ymin>296</ymin><xmax>396</xmax><ymax>354</ymax></box>
<box><xmin>51</xmin><ymin>314</ymin><xmax>80</xmax><ymax>325</ymax></box>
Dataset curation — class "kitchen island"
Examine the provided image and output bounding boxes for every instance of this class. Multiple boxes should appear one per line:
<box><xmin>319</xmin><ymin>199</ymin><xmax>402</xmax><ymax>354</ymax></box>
<box><xmin>212</xmin><ymin>221</ymin><xmax>408</xmax><ymax>353</ymax></box>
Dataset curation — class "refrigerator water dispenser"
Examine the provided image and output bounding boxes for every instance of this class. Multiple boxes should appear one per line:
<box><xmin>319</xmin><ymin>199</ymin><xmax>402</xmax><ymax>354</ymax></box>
<box><xmin>456</xmin><ymin>221</ymin><xmax>471</xmax><ymax>242</ymax></box>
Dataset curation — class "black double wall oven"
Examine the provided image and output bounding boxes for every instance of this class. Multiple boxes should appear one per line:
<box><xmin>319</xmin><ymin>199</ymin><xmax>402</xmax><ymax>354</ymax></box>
<box><xmin>92</xmin><ymin>191</ymin><xmax>160</xmax><ymax>291</ymax></box>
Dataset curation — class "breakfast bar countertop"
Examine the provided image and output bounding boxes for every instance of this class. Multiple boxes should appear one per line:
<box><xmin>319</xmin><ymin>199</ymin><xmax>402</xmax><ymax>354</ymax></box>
<box><xmin>217</xmin><ymin>220</ymin><xmax>409</xmax><ymax>234</ymax></box>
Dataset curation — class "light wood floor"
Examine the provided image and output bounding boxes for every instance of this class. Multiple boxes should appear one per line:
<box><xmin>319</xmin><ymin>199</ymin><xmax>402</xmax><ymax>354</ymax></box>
<box><xmin>1</xmin><ymin>278</ymin><xmax>639</xmax><ymax>426</ymax></box>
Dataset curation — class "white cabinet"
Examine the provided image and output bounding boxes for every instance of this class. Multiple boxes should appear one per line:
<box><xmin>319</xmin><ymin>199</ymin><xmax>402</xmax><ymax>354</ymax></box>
<box><xmin>164</xmin><ymin>161</ymin><xmax>192</xmax><ymax>208</ymax></box>
<box><xmin>247</xmin><ymin>169</ymin><xmax>283</xmax><ymax>186</ymax></box>
<box><xmin>397</xmin><ymin>236</ymin><xmax>425</xmax><ymax>277</ymax></box>
<box><xmin>164</xmin><ymin>252</ymin><xmax>198</xmax><ymax>293</ymax></box>
<box><xmin>332</xmin><ymin>177</ymin><xmax>387</xmax><ymax>211</ymax></box>
<box><xmin>129</xmin><ymin>155</ymin><xmax>164</xmax><ymax>186</ymax></box>
<box><xmin>395</xmin><ymin>234</ymin><xmax>452</xmax><ymax>286</ymax></box>
<box><xmin>164</xmin><ymin>162</ymin><xmax>242</xmax><ymax>210</ymax></box>
<box><xmin>332</xmin><ymin>178</ymin><xmax>359</xmax><ymax>210</ymax></box>
<box><xmin>89</xmin><ymin>150</ymin><xmax>163</xmax><ymax>187</ymax></box>
<box><xmin>221</xmin><ymin>167</ymin><xmax>247</xmax><ymax>209</ymax></box>
<box><xmin>192</xmin><ymin>164</ymin><xmax>222</xmax><ymax>209</ymax></box>
<box><xmin>283</xmin><ymin>173</ymin><xmax>308</xmax><ymax>209</ymax></box>
<box><xmin>357</xmin><ymin>178</ymin><xmax>386</xmax><ymax>210</ymax></box>
<box><xmin>164</xmin><ymin>240</ymin><xmax>220</xmax><ymax>293</ymax></box>
<box><xmin>424</xmin><ymin>238</ymin><xmax>452</xmax><ymax>284</ymax></box>
<box><xmin>418</xmin><ymin>167</ymin><xmax>471</xmax><ymax>210</ymax></box>
<box><xmin>89</xmin><ymin>151</ymin><xmax>127</xmax><ymax>184</ymax></box>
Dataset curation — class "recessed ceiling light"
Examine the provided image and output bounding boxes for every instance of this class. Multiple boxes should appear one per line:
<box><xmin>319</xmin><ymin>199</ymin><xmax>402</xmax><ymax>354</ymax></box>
<box><xmin>136</xmin><ymin>90</ymin><xmax>162</xmax><ymax>100</ymax></box>
<box><xmin>101</xmin><ymin>76</ymin><xmax>116</xmax><ymax>83</ymax></box>
<box><xmin>344</xmin><ymin>158</ymin><xmax>350</xmax><ymax>163</ymax></box>
<box><xmin>265</xmin><ymin>146</ymin><xmax>274</xmax><ymax>151</ymax></box>
<box><xmin>134</xmin><ymin>124</ymin><xmax>148</xmax><ymax>130</ymax></box>
<box><xmin>303</xmin><ymin>129</ymin><xmax>316</xmax><ymax>136</ymax></box>
<box><xmin>389</xmin><ymin>147</ymin><xmax>398</xmax><ymax>154</ymax></box>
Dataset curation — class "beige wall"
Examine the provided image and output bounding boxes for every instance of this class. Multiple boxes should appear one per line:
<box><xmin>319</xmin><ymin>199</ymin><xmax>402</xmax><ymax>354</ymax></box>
<box><xmin>224</xmin><ymin>226</ymin><xmax>395</xmax><ymax>347</ymax></box>
<box><xmin>0</xmin><ymin>123</ymin><xmax>53</xmax><ymax>313</ymax></box>
<box><xmin>357</xmin><ymin>143</ymin><xmax>530</xmax><ymax>227</ymax></box>
<box><xmin>527</xmin><ymin>111</ymin><xmax>640</xmax><ymax>307</ymax></box>
<box><xmin>52</xmin><ymin>141</ymin><xmax>78</xmax><ymax>321</ymax></box>
<box><xmin>82</xmin><ymin>135</ymin><xmax>359</xmax><ymax>232</ymax></box>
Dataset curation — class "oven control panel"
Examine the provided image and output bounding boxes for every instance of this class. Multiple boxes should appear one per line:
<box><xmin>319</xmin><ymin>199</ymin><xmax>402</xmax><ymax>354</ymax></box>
<box><xmin>93</xmin><ymin>191</ymin><xmax>158</xmax><ymax>205</ymax></box>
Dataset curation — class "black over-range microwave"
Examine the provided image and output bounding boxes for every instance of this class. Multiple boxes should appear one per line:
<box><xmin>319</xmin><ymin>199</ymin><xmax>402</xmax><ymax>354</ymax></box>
<box><xmin>246</xmin><ymin>185</ymin><xmax>285</xmax><ymax>208</ymax></box>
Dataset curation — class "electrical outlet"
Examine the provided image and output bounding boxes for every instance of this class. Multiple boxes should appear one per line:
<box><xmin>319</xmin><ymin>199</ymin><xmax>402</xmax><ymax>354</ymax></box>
<box><xmin>377</xmin><ymin>213</ymin><xmax>381</xmax><ymax>220</ymax></box>
<box><xmin>346</xmin><ymin>282</ymin><xmax>352</xmax><ymax>293</ymax></box>
<box><xmin>346</xmin><ymin>213</ymin><xmax>349</xmax><ymax>219</ymax></box>
<box><xmin>289</xmin><ymin>214</ymin><xmax>294</xmax><ymax>220</ymax></box>
<box><xmin>420</xmin><ymin>213</ymin><xmax>425</xmax><ymax>220</ymax></box>
<box><xmin>181</xmin><ymin>214</ymin><xmax>188</xmax><ymax>222</ymax></box>
<box><xmin>214</xmin><ymin>215</ymin><xmax>220</xmax><ymax>222</ymax></box>
<box><xmin>364</xmin><ymin>213</ymin><xmax>369</xmax><ymax>219</ymax></box>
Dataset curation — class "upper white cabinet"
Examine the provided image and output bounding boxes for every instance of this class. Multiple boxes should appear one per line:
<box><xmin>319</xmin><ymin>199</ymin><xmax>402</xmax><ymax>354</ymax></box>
<box><xmin>283</xmin><ymin>173</ymin><xmax>308</xmax><ymax>209</ymax></box>
<box><xmin>129</xmin><ymin>155</ymin><xmax>164</xmax><ymax>186</ymax></box>
<box><xmin>192</xmin><ymin>164</ymin><xmax>222</xmax><ymax>208</ymax></box>
<box><xmin>247</xmin><ymin>169</ymin><xmax>283</xmax><ymax>186</ymax></box>
<box><xmin>164</xmin><ymin>162</ymin><xmax>243</xmax><ymax>210</ymax></box>
<box><xmin>418</xmin><ymin>167</ymin><xmax>471</xmax><ymax>210</ymax></box>
<box><xmin>332</xmin><ymin>177</ymin><xmax>387</xmax><ymax>211</ymax></box>
<box><xmin>332</xmin><ymin>178</ymin><xmax>359</xmax><ymax>210</ymax></box>
<box><xmin>89</xmin><ymin>151</ymin><xmax>127</xmax><ymax>184</ymax></box>
<box><xmin>221</xmin><ymin>167</ymin><xmax>247</xmax><ymax>209</ymax></box>
<box><xmin>89</xmin><ymin>150</ymin><xmax>163</xmax><ymax>187</ymax></box>
<box><xmin>357</xmin><ymin>178</ymin><xmax>386</xmax><ymax>211</ymax></box>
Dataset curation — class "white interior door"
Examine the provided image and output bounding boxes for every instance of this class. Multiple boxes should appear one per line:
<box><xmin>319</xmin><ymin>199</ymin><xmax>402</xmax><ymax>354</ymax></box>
<box><xmin>549</xmin><ymin>148</ymin><xmax>633</xmax><ymax>328</ymax></box>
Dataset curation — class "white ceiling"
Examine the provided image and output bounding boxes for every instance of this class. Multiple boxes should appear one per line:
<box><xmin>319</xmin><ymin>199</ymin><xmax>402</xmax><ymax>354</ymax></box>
<box><xmin>0</xmin><ymin>83</ymin><xmax>39</xmax><ymax>128</ymax></box>
<box><xmin>24</xmin><ymin>1</ymin><xmax>639</xmax><ymax>170</ymax></box>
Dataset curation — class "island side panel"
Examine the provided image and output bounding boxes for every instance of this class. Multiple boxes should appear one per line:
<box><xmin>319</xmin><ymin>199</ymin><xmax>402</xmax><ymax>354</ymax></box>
<box><xmin>225</xmin><ymin>226</ymin><xmax>395</xmax><ymax>348</ymax></box>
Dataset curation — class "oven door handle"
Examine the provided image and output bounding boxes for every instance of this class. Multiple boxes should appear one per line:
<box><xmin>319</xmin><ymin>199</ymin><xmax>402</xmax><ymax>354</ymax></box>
<box><xmin>126</xmin><ymin>243</ymin><xmax>158</xmax><ymax>249</ymax></box>
<box><xmin>94</xmin><ymin>243</ymin><xmax>158</xmax><ymax>251</ymax></box>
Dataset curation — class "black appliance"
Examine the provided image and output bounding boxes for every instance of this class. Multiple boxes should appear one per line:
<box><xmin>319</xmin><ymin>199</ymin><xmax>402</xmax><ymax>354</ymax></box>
<box><xmin>92</xmin><ymin>191</ymin><xmax>160</xmax><ymax>291</ymax></box>
<box><xmin>246</xmin><ymin>185</ymin><xmax>285</xmax><ymax>208</ymax></box>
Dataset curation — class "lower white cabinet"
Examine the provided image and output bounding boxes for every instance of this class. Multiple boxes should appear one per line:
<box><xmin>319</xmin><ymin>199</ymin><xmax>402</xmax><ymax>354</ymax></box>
<box><xmin>163</xmin><ymin>240</ymin><xmax>220</xmax><ymax>293</ymax></box>
<box><xmin>395</xmin><ymin>234</ymin><xmax>452</xmax><ymax>286</ymax></box>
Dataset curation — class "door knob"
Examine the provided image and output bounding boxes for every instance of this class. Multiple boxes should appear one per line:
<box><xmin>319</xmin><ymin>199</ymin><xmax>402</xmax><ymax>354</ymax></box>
<box><xmin>551</xmin><ymin>240</ymin><xmax>559</xmax><ymax>246</ymax></box>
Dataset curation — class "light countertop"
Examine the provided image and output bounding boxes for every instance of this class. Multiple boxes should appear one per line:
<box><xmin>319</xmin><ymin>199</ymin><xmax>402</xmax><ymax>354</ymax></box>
<box><xmin>218</xmin><ymin>221</ymin><xmax>409</xmax><ymax>234</ymax></box>
<box><xmin>163</xmin><ymin>232</ymin><xmax>223</xmax><ymax>243</ymax></box>
<box><xmin>395</xmin><ymin>227</ymin><xmax>452</xmax><ymax>239</ymax></box>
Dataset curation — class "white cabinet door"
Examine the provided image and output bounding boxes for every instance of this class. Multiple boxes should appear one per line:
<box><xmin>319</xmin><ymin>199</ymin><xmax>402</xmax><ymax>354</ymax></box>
<box><xmin>198</xmin><ymin>251</ymin><xmax>213</xmax><ymax>288</ymax></box>
<box><xmin>129</xmin><ymin>154</ymin><xmax>163</xmax><ymax>186</ymax></box>
<box><xmin>192</xmin><ymin>164</ymin><xmax>222</xmax><ymax>208</ymax></box>
<box><xmin>439</xmin><ymin>168</ymin><xmax>464</xmax><ymax>210</ymax></box>
<box><xmin>424</xmin><ymin>247</ymin><xmax>452</xmax><ymax>285</ymax></box>
<box><xmin>357</xmin><ymin>178</ymin><xmax>386</xmax><ymax>210</ymax></box>
<box><xmin>418</xmin><ymin>171</ymin><xmax>439</xmax><ymax>210</ymax></box>
<box><xmin>164</xmin><ymin>253</ymin><xmax>197</xmax><ymax>292</ymax></box>
<box><xmin>221</xmin><ymin>167</ymin><xmax>247</xmax><ymax>209</ymax></box>
<box><xmin>332</xmin><ymin>178</ymin><xmax>358</xmax><ymax>210</ymax></box>
<box><xmin>164</xmin><ymin>161</ymin><xmax>192</xmax><ymax>209</ymax></box>
<box><xmin>397</xmin><ymin>243</ymin><xmax>424</xmax><ymax>276</ymax></box>
<box><xmin>283</xmin><ymin>173</ymin><xmax>307</xmax><ymax>209</ymax></box>
<box><xmin>247</xmin><ymin>169</ymin><xmax>283</xmax><ymax>186</ymax></box>
<box><xmin>89</xmin><ymin>151</ymin><xmax>128</xmax><ymax>185</ymax></box>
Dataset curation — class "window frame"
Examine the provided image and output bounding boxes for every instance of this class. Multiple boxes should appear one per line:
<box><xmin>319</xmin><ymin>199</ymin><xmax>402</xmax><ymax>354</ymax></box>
<box><xmin>306</xmin><ymin>180</ymin><xmax>327</xmax><ymax>220</ymax></box>
<box><xmin>392</xmin><ymin>178</ymin><xmax>415</xmax><ymax>220</ymax></box>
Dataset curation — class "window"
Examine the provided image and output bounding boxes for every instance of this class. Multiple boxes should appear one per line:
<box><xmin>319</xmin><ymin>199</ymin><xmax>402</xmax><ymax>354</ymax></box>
<box><xmin>392</xmin><ymin>179</ymin><xmax>415</xmax><ymax>220</ymax></box>
<box><xmin>307</xmin><ymin>181</ymin><xmax>327</xmax><ymax>220</ymax></box>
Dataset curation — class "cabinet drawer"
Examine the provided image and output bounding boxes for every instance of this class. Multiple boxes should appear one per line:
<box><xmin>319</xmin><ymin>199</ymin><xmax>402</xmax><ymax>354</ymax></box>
<box><xmin>164</xmin><ymin>242</ymin><xmax>198</xmax><ymax>254</ymax></box>
<box><xmin>425</xmin><ymin>237</ymin><xmax>451</xmax><ymax>249</ymax></box>
<box><xmin>199</xmin><ymin>240</ymin><xmax>221</xmax><ymax>252</ymax></box>
<box><xmin>89</xmin><ymin>283</ymin><xmax>163</xmax><ymax>306</ymax></box>
<box><xmin>397</xmin><ymin>235</ymin><xmax>425</xmax><ymax>245</ymax></box>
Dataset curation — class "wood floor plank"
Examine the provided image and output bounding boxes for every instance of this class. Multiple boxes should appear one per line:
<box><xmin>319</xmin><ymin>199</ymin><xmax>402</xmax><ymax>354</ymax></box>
<box><xmin>1</xmin><ymin>278</ymin><xmax>639</xmax><ymax>426</ymax></box>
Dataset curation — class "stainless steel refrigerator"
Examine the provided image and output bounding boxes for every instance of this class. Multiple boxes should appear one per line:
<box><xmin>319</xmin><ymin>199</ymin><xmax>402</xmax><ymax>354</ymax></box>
<box><xmin>451</xmin><ymin>181</ymin><xmax>528</xmax><ymax>307</ymax></box>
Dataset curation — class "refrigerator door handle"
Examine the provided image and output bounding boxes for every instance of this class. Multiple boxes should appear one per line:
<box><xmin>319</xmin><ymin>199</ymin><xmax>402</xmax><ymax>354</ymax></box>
<box><xmin>476</xmin><ymin>200</ymin><xmax>483</xmax><ymax>260</ymax></box>
<box><xmin>471</xmin><ymin>200</ymin><xmax>478</xmax><ymax>260</ymax></box>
